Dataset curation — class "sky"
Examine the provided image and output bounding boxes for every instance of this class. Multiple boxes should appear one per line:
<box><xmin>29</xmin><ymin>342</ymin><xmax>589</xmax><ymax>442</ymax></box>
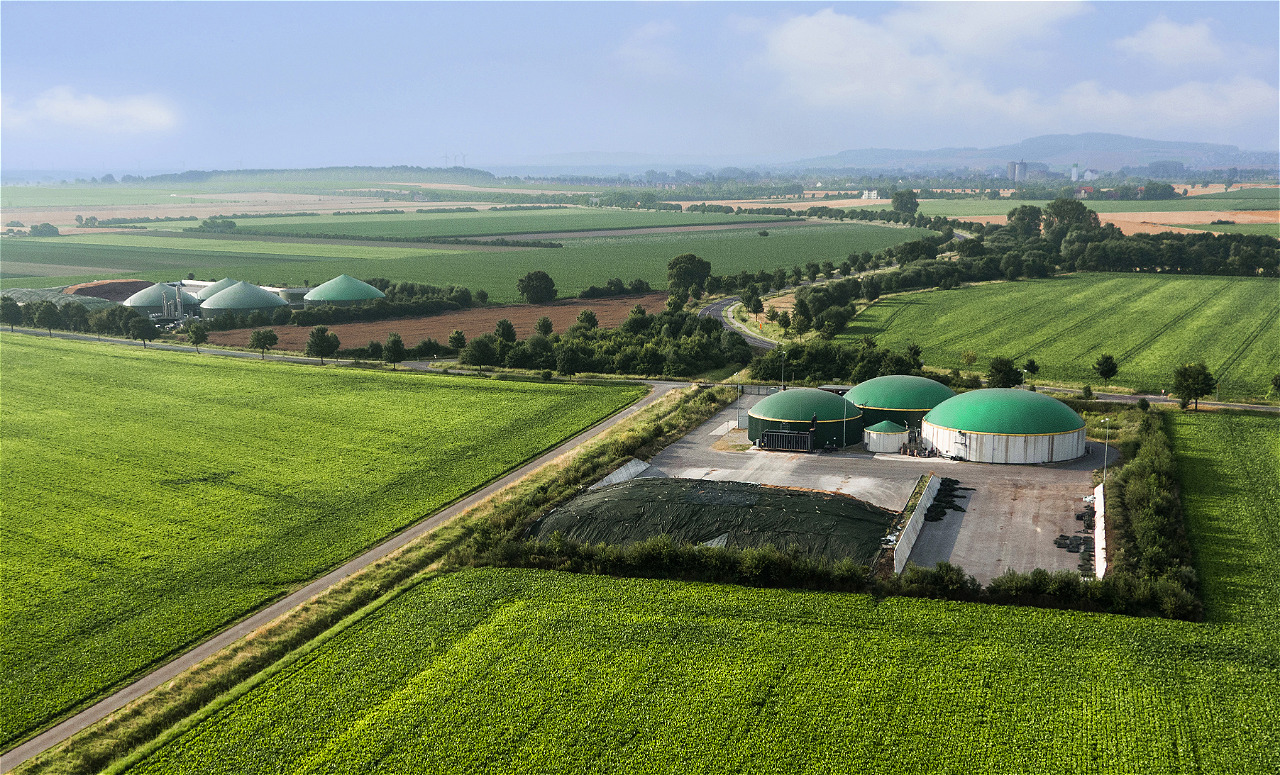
<box><xmin>2</xmin><ymin>1</ymin><xmax>1277</xmax><ymax>174</ymax></box>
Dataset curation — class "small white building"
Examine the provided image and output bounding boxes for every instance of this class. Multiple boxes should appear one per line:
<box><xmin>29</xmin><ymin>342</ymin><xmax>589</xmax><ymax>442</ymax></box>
<box><xmin>863</xmin><ymin>420</ymin><xmax>909</xmax><ymax>453</ymax></box>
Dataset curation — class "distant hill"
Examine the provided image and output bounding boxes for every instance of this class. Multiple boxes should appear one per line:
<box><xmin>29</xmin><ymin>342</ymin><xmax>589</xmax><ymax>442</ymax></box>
<box><xmin>788</xmin><ymin>133</ymin><xmax>1279</xmax><ymax>173</ymax></box>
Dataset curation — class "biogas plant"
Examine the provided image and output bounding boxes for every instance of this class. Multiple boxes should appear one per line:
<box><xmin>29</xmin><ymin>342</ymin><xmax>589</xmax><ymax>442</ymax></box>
<box><xmin>747</xmin><ymin>376</ymin><xmax>1086</xmax><ymax>464</ymax></box>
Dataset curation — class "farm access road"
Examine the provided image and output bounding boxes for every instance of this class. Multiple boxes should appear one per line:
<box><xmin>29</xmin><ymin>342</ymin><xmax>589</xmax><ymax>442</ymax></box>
<box><xmin>0</xmin><ymin>328</ymin><xmax>692</xmax><ymax>771</ymax></box>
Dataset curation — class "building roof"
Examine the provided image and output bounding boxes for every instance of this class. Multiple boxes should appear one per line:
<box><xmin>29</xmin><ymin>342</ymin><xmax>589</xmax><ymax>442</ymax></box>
<box><xmin>196</xmin><ymin>278</ymin><xmax>239</xmax><ymax>300</ymax></box>
<box><xmin>122</xmin><ymin>283</ymin><xmax>200</xmax><ymax>309</ymax></box>
<box><xmin>201</xmin><ymin>281</ymin><xmax>289</xmax><ymax>311</ymax></box>
<box><xmin>923</xmin><ymin>389</ymin><xmax>1085</xmax><ymax>436</ymax></box>
<box><xmin>864</xmin><ymin>420</ymin><xmax>908</xmax><ymax>434</ymax></box>
<box><xmin>303</xmin><ymin>274</ymin><xmax>385</xmax><ymax>302</ymax></box>
<box><xmin>748</xmin><ymin>387</ymin><xmax>862</xmax><ymax>423</ymax></box>
<box><xmin>848</xmin><ymin>374</ymin><xmax>956</xmax><ymax>411</ymax></box>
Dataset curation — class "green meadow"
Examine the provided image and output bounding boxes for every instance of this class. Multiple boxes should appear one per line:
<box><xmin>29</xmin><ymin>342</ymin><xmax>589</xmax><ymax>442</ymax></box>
<box><xmin>0</xmin><ymin>335</ymin><xmax>643</xmax><ymax>746</ymax></box>
<box><xmin>840</xmin><ymin>273</ymin><xmax>1279</xmax><ymax>399</ymax></box>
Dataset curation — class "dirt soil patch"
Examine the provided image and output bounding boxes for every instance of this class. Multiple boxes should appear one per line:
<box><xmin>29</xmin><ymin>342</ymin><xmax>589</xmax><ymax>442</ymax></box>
<box><xmin>207</xmin><ymin>292</ymin><xmax>669</xmax><ymax>351</ymax></box>
<box><xmin>62</xmin><ymin>279</ymin><xmax>152</xmax><ymax>301</ymax></box>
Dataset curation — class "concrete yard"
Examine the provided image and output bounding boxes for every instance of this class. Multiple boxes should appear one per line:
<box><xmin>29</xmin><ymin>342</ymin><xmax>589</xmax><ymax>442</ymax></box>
<box><xmin>648</xmin><ymin>392</ymin><xmax>1117</xmax><ymax>582</ymax></box>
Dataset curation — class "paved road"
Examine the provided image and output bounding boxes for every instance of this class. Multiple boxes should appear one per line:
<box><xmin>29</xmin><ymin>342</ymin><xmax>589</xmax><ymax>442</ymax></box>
<box><xmin>698</xmin><ymin>296</ymin><xmax>778</xmax><ymax>349</ymax></box>
<box><xmin>0</xmin><ymin>329</ymin><xmax>689</xmax><ymax>770</ymax></box>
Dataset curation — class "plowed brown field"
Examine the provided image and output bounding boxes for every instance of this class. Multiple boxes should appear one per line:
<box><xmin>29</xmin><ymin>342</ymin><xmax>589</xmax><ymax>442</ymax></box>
<box><xmin>206</xmin><ymin>292</ymin><xmax>669</xmax><ymax>351</ymax></box>
<box><xmin>965</xmin><ymin>209</ymin><xmax>1278</xmax><ymax>235</ymax></box>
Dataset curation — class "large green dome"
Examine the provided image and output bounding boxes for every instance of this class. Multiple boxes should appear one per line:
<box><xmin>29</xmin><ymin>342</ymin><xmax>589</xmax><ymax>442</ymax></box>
<box><xmin>848</xmin><ymin>375</ymin><xmax>956</xmax><ymax>411</ymax></box>
<box><xmin>304</xmin><ymin>274</ymin><xmax>385</xmax><ymax>302</ymax></box>
<box><xmin>923</xmin><ymin>389</ymin><xmax>1084</xmax><ymax>436</ymax></box>
<box><xmin>201</xmin><ymin>281</ymin><xmax>288</xmax><ymax>311</ymax></box>
<box><xmin>196</xmin><ymin>278</ymin><xmax>239</xmax><ymax>300</ymax></box>
<box><xmin>122</xmin><ymin>283</ymin><xmax>200</xmax><ymax>309</ymax></box>
<box><xmin>749</xmin><ymin>387</ymin><xmax>862</xmax><ymax>422</ymax></box>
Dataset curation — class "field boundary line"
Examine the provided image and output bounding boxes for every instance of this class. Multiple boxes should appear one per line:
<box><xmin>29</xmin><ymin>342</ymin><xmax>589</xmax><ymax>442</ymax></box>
<box><xmin>1115</xmin><ymin>280</ymin><xmax>1231</xmax><ymax>365</ymax></box>
<box><xmin>1215</xmin><ymin>303</ymin><xmax>1278</xmax><ymax>382</ymax></box>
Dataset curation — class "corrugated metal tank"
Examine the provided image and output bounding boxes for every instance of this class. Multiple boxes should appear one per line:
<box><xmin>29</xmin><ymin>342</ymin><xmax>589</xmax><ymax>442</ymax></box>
<box><xmin>863</xmin><ymin>420</ymin><xmax>909</xmax><ymax>453</ymax></box>
<box><xmin>921</xmin><ymin>389</ymin><xmax>1087</xmax><ymax>464</ymax></box>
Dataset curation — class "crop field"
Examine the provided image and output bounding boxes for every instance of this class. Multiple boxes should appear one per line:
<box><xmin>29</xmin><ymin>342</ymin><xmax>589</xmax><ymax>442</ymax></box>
<box><xmin>235</xmin><ymin>208</ymin><xmax>790</xmax><ymax>239</ymax></box>
<box><xmin>0</xmin><ymin>186</ymin><xmax>223</xmax><ymax>209</ymax></box>
<box><xmin>0</xmin><ymin>335</ymin><xmax>644</xmax><ymax>746</ymax></box>
<box><xmin>1</xmin><ymin>222</ymin><xmax>934</xmax><ymax>302</ymax></box>
<box><xmin>1177</xmin><ymin>222</ymin><xmax>1280</xmax><ymax>237</ymax></box>
<box><xmin>840</xmin><ymin>274</ymin><xmax>1280</xmax><ymax>399</ymax></box>
<box><xmin>1171</xmin><ymin>411</ymin><xmax>1279</xmax><ymax>629</ymax></box>
<box><xmin>123</xmin><ymin>405</ymin><xmax>1280</xmax><ymax>775</ymax></box>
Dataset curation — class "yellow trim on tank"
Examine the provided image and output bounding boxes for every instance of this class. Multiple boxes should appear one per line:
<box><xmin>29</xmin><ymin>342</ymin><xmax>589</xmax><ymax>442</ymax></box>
<box><xmin>749</xmin><ymin>414</ymin><xmax>860</xmax><ymax>424</ymax></box>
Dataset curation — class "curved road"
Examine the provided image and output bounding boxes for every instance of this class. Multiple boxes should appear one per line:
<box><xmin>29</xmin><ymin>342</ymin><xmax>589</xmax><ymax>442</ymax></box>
<box><xmin>698</xmin><ymin>296</ymin><xmax>778</xmax><ymax>350</ymax></box>
<box><xmin>0</xmin><ymin>328</ymin><xmax>690</xmax><ymax>770</ymax></box>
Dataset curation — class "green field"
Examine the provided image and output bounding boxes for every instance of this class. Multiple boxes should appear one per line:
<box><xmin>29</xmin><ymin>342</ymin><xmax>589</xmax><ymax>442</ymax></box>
<box><xmin>0</xmin><ymin>222</ymin><xmax>935</xmax><ymax>302</ymax></box>
<box><xmin>0</xmin><ymin>335</ymin><xmax>644</xmax><ymax>745</ymax></box>
<box><xmin>1177</xmin><ymin>222</ymin><xmax>1280</xmax><ymax>237</ymax></box>
<box><xmin>119</xmin><ymin>410</ymin><xmax>1280</xmax><ymax>774</ymax></box>
<box><xmin>840</xmin><ymin>274</ymin><xmax>1279</xmax><ymax>399</ymax></box>
<box><xmin>235</xmin><ymin>208</ymin><xmax>789</xmax><ymax>239</ymax></box>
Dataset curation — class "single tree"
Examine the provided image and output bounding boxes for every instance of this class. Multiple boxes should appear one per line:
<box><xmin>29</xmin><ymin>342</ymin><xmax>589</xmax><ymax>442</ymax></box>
<box><xmin>516</xmin><ymin>271</ymin><xmax>557</xmax><ymax>304</ymax></box>
<box><xmin>305</xmin><ymin>325</ymin><xmax>340</xmax><ymax>364</ymax></box>
<box><xmin>128</xmin><ymin>317</ymin><xmax>159</xmax><ymax>347</ymax></box>
<box><xmin>384</xmin><ymin>332</ymin><xmax>406</xmax><ymax>369</ymax></box>
<box><xmin>1093</xmin><ymin>354</ymin><xmax>1118</xmax><ymax>385</ymax></box>
<box><xmin>986</xmin><ymin>356</ymin><xmax>1024</xmax><ymax>388</ymax></box>
<box><xmin>667</xmin><ymin>253</ymin><xmax>712</xmax><ymax>294</ymax></box>
<box><xmin>494</xmin><ymin>318</ymin><xmax>517</xmax><ymax>343</ymax></box>
<box><xmin>1272</xmin><ymin>373</ymin><xmax>1280</xmax><ymax>396</ymax></box>
<box><xmin>749</xmin><ymin>295</ymin><xmax>764</xmax><ymax>320</ymax></box>
<box><xmin>576</xmin><ymin>309</ymin><xmax>598</xmax><ymax>329</ymax></box>
<box><xmin>1172</xmin><ymin>362</ymin><xmax>1217</xmax><ymax>410</ymax></box>
<box><xmin>62</xmin><ymin>304</ymin><xmax>89</xmax><ymax>332</ymax></box>
<box><xmin>1081</xmin><ymin>384</ymin><xmax>1093</xmax><ymax>400</ymax></box>
<box><xmin>249</xmin><ymin>328</ymin><xmax>278</xmax><ymax>359</ymax></box>
<box><xmin>1023</xmin><ymin>358</ymin><xmax>1040</xmax><ymax>382</ymax></box>
<box><xmin>448</xmin><ymin>329</ymin><xmax>467</xmax><ymax>350</ymax></box>
<box><xmin>891</xmin><ymin>190</ymin><xmax>920</xmax><ymax>215</ymax></box>
<box><xmin>187</xmin><ymin>322</ymin><xmax>209</xmax><ymax>353</ymax></box>
<box><xmin>33</xmin><ymin>301</ymin><xmax>62</xmax><ymax>335</ymax></box>
<box><xmin>535</xmin><ymin>316</ymin><xmax>553</xmax><ymax>336</ymax></box>
<box><xmin>1</xmin><ymin>296</ymin><xmax>22</xmax><ymax>331</ymax></box>
<box><xmin>961</xmin><ymin>350</ymin><xmax>978</xmax><ymax>368</ymax></box>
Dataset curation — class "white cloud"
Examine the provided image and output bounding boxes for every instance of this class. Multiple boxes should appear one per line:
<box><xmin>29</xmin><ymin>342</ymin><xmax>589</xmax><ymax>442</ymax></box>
<box><xmin>613</xmin><ymin>21</ymin><xmax>681</xmax><ymax>78</ymax></box>
<box><xmin>1114</xmin><ymin>16</ymin><xmax>1224</xmax><ymax>67</ymax></box>
<box><xmin>753</xmin><ymin>8</ymin><xmax>1278</xmax><ymax>145</ymax></box>
<box><xmin>3</xmin><ymin>87</ymin><xmax>177</xmax><ymax>133</ymax></box>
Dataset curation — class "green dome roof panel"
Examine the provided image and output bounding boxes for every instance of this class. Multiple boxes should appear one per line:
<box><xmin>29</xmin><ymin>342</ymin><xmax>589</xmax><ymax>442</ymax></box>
<box><xmin>122</xmin><ymin>283</ymin><xmax>200</xmax><ymax>308</ymax></box>
<box><xmin>201</xmin><ymin>281</ymin><xmax>288</xmax><ymax>310</ymax></box>
<box><xmin>749</xmin><ymin>388</ymin><xmax>862</xmax><ymax>423</ymax></box>
<box><xmin>304</xmin><ymin>274</ymin><xmax>385</xmax><ymax>302</ymax></box>
<box><xmin>196</xmin><ymin>278</ymin><xmax>239</xmax><ymax>300</ymax></box>
<box><xmin>848</xmin><ymin>375</ymin><xmax>956</xmax><ymax>411</ymax></box>
<box><xmin>865</xmin><ymin>420</ymin><xmax>908</xmax><ymax>434</ymax></box>
<box><xmin>924</xmin><ymin>389</ymin><xmax>1085</xmax><ymax>436</ymax></box>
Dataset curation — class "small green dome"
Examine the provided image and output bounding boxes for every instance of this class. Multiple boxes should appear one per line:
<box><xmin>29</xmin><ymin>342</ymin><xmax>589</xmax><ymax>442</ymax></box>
<box><xmin>749</xmin><ymin>388</ymin><xmax>862</xmax><ymax>423</ymax></box>
<box><xmin>924</xmin><ymin>389</ymin><xmax>1084</xmax><ymax>436</ymax></box>
<box><xmin>122</xmin><ymin>283</ymin><xmax>199</xmax><ymax>309</ymax></box>
<box><xmin>864</xmin><ymin>420</ymin><xmax>907</xmax><ymax>434</ymax></box>
<box><xmin>196</xmin><ymin>278</ymin><xmax>239</xmax><ymax>300</ymax></box>
<box><xmin>201</xmin><ymin>281</ymin><xmax>288</xmax><ymax>311</ymax></box>
<box><xmin>304</xmin><ymin>274</ymin><xmax>385</xmax><ymax>302</ymax></box>
<box><xmin>848</xmin><ymin>375</ymin><xmax>956</xmax><ymax>411</ymax></box>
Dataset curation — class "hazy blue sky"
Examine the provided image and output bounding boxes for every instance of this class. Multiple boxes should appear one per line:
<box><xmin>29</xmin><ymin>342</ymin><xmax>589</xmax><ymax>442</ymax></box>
<box><xmin>3</xmin><ymin>1</ymin><xmax>1277</xmax><ymax>173</ymax></box>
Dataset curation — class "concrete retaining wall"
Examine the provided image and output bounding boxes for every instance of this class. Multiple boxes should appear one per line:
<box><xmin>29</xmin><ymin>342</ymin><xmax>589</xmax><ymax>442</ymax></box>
<box><xmin>894</xmin><ymin>474</ymin><xmax>940</xmax><ymax>574</ymax></box>
<box><xmin>1093</xmin><ymin>481</ymin><xmax>1107</xmax><ymax>579</ymax></box>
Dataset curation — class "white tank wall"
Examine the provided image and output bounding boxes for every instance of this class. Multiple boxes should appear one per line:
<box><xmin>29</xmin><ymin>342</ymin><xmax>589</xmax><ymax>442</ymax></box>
<box><xmin>921</xmin><ymin>424</ymin><xmax>1086</xmax><ymax>464</ymax></box>
<box><xmin>864</xmin><ymin>430</ymin><xmax>909</xmax><ymax>453</ymax></box>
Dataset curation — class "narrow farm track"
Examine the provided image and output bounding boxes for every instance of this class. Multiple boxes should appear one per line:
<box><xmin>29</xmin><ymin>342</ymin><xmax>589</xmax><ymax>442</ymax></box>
<box><xmin>0</xmin><ymin>329</ymin><xmax>688</xmax><ymax>771</ymax></box>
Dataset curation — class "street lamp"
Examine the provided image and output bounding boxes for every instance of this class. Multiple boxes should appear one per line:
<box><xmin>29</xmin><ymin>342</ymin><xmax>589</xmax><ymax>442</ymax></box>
<box><xmin>781</xmin><ymin>350</ymin><xmax>787</xmax><ymax>391</ymax></box>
